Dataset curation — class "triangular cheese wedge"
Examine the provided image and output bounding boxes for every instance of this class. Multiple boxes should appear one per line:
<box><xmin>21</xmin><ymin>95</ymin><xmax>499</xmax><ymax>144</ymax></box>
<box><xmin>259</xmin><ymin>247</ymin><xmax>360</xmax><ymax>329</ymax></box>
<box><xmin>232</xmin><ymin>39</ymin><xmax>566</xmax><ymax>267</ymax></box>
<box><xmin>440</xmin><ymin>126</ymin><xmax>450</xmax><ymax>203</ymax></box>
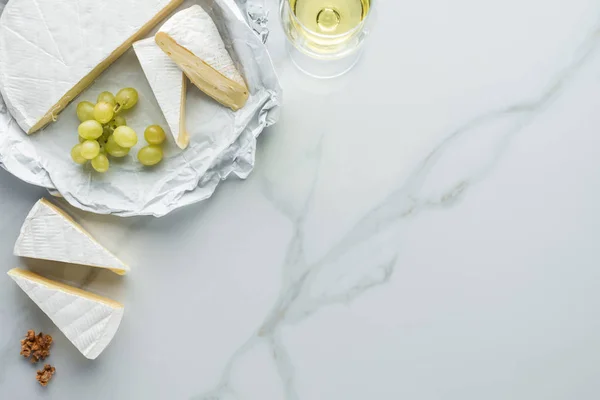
<box><xmin>133</xmin><ymin>38</ymin><xmax>189</xmax><ymax>149</ymax></box>
<box><xmin>7</xmin><ymin>268</ymin><xmax>124</xmax><ymax>360</ymax></box>
<box><xmin>155</xmin><ymin>5</ymin><xmax>249</xmax><ymax>111</ymax></box>
<box><xmin>14</xmin><ymin>199</ymin><xmax>129</xmax><ymax>275</ymax></box>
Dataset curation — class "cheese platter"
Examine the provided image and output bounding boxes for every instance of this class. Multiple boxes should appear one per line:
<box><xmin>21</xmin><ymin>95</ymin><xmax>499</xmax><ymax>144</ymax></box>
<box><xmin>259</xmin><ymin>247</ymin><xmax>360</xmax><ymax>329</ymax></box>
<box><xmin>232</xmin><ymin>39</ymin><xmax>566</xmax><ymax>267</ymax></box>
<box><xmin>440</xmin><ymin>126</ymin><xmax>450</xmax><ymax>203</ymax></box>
<box><xmin>0</xmin><ymin>0</ymin><xmax>282</xmax><ymax>217</ymax></box>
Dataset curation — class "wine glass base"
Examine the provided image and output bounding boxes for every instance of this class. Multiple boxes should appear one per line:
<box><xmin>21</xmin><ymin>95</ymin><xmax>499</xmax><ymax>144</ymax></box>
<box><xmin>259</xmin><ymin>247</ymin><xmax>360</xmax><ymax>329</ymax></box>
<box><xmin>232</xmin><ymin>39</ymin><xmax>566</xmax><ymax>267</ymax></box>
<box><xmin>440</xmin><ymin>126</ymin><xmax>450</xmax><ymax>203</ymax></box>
<box><xmin>286</xmin><ymin>42</ymin><xmax>362</xmax><ymax>79</ymax></box>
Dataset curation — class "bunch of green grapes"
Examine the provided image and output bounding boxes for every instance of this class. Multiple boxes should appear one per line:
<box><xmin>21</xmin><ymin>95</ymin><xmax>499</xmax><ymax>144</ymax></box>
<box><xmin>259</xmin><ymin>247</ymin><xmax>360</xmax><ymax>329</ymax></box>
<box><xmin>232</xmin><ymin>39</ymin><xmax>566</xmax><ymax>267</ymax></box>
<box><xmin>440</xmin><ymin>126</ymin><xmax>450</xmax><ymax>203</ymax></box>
<box><xmin>71</xmin><ymin>88</ymin><xmax>139</xmax><ymax>172</ymax></box>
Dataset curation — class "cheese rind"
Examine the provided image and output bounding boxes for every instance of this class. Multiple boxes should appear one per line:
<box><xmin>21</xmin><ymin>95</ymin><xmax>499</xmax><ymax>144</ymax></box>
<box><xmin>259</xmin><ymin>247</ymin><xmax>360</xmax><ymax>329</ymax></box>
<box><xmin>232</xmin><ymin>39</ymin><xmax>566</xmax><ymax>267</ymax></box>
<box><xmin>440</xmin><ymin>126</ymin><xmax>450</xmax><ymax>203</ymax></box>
<box><xmin>133</xmin><ymin>38</ymin><xmax>189</xmax><ymax>149</ymax></box>
<box><xmin>8</xmin><ymin>268</ymin><xmax>124</xmax><ymax>360</ymax></box>
<box><xmin>0</xmin><ymin>0</ymin><xmax>183</xmax><ymax>134</ymax></box>
<box><xmin>155</xmin><ymin>5</ymin><xmax>249</xmax><ymax>111</ymax></box>
<box><xmin>14</xmin><ymin>199</ymin><xmax>130</xmax><ymax>275</ymax></box>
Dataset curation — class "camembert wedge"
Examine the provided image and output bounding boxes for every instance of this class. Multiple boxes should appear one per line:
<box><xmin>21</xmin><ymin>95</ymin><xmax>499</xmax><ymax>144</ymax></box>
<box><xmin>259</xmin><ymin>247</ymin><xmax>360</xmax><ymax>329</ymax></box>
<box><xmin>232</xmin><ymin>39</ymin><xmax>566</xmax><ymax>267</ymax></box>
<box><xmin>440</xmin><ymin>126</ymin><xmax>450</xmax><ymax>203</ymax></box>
<box><xmin>8</xmin><ymin>268</ymin><xmax>124</xmax><ymax>360</ymax></box>
<box><xmin>14</xmin><ymin>199</ymin><xmax>129</xmax><ymax>275</ymax></box>
<box><xmin>0</xmin><ymin>0</ymin><xmax>183</xmax><ymax>134</ymax></box>
<box><xmin>155</xmin><ymin>5</ymin><xmax>249</xmax><ymax>111</ymax></box>
<box><xmin>134</xmin><ymin>38</ymin><xmax>189</xmax><ymax>149</ymax></box>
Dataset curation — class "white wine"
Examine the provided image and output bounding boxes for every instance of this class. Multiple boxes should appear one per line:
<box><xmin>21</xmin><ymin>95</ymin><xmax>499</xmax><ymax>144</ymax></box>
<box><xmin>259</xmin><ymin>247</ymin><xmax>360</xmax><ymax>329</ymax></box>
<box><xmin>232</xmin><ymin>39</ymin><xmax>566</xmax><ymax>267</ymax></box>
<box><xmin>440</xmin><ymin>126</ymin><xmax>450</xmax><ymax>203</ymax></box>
<box><xmin>281</xmin><ymin>0</ymin><xmax>372</xmax><ymax>77</ymax></box>
<box><xmin>290</xmin><ymin>0</ymin><xmax>369</xmax><ymax>36</ymax></box>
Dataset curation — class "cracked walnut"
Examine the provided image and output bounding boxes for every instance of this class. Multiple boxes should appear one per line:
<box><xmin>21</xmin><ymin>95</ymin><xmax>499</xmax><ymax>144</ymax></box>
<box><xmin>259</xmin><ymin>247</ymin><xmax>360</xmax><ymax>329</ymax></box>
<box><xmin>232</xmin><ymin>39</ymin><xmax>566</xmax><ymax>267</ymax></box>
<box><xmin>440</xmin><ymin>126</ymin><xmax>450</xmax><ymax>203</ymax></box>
<box><xmin>20</xmin><ymin>330</ymin><xmax>53</xmax><ymax>363</ymax></box>
<box><xmin>36</xmin><ymin>364</ymin><xmax>56</xmax><ymax>387</ymax></box>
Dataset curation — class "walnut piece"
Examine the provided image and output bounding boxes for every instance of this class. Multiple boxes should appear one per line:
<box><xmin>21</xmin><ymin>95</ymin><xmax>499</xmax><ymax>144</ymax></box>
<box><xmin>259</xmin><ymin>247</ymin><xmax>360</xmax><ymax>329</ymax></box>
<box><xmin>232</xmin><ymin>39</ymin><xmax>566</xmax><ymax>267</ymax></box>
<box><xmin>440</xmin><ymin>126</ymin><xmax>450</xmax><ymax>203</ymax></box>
<box><xmin>20</xmin><ymin>330</ymin><xmax>53</xmax><ymax>363</ymax></box>
<box><xmin>36</xmin><ymin>364</ymin><xmax>56</xmax><ymax>387</ymax></box>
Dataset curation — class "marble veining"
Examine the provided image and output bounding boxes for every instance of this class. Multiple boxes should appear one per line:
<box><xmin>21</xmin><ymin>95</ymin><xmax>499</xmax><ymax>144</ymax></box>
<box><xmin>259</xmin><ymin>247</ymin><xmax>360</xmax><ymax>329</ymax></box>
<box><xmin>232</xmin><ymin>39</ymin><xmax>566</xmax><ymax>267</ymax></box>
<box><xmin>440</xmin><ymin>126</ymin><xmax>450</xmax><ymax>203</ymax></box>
<box><xmin>189</xmin><ymin>22</ymin><xmax>600</xmax><ymax>398</ymax></box>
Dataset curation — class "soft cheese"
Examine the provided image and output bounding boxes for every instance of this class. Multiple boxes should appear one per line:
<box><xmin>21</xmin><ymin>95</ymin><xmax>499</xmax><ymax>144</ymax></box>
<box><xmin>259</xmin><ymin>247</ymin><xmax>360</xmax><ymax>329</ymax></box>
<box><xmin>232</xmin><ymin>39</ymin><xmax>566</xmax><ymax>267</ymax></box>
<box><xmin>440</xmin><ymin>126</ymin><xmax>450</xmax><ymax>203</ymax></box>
<box><xmin>8</xmin><ymin>268</ymin><xmax>124</xmax><ymax>360</ymax></box>
<box><xmin>0</xmin><ymin>0</ymin><xmax>183</xmax><ymax>134</ymax></box>
<box><xmin>14</xmin><ymin>199</ymin><xmax>129</xmax><ymax>275</ymax></box>
<box><xmin>155</xmin><ymin>5</ymin><xmax>249</xmax><ymax>111</ymax></box>
<box><xmin>134</xmin><ymin>38</ymin><xmax>189</xmax><ymax>149</ymax></box>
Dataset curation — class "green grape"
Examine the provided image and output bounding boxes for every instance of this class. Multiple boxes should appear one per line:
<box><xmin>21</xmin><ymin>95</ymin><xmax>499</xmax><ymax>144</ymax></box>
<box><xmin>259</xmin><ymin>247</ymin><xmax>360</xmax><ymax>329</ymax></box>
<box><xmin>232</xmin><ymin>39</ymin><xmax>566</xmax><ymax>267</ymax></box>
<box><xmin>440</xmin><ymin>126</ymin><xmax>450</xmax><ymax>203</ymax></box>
<box><xmin>113</xmin><ymin>126</ymin><xmax>138</xmax><ymax>148</ymax></box>
<box><xmin>105</xmin><ymin>135</ymin><xmax>130</xmax><ymax>158</ymax></box>
<box><xmin>76</xmin><ymin>101</ymin><xmax>95</xmax><ymax>122</ymax></box>
<box><xmin>137</xmin><ymin>145</ymin><xmax>163</xmax><ymax>166</ymax></box>
<box><xmin>79</xmin><ymin>135</ymin><xmax>86</xmax><ymax>143</ymax></box>
<box><xmin>91</xmin><ymin>153</ymin><xmax>110</xmax><ymax>173</ymax></box>
<box><xmin>113</xmin><ymin>115</ymin><xmax>127</xmax><ymax>127</ymax></box>
<box><xmin>144</xmin><ymin>125</ymin><xmax>166</xmax><ymax>145</ymax></box>
<box><xmin>97</xmin><ymin>91</ymin><xmax>116</xmax><ymax>106</ymax></box>
<box><xmin>78</xmin><ymin>120</ymin><xmax>103</xmax><ymax>139</ymax></box>
<box><xmin>70</xmin><ymin>144</ymin><xmax>87</xmax><ymax>165</ymax></box>
<box><xmin>106</xmin><ymin>115</ymin><xmax>126</xmax><ymax>131</ymax></box>
<box><xmin>94</xmin><ymin>101</ymin><xmax>114</xmax><ymax>124</ymax></box>
<box><xmin>115</xmin><ymin>87</ymin><xmax>138</xmax><ymax>111</ymax></box>
<box><xmin>80</xmin><ymin>140</ymin><xmax>100</xmax><ymax>160</ymax></box>
<box><xmin>102</xmin><ymin>125</ymin><xmax>113</xmax><ymax>140</ymax></box>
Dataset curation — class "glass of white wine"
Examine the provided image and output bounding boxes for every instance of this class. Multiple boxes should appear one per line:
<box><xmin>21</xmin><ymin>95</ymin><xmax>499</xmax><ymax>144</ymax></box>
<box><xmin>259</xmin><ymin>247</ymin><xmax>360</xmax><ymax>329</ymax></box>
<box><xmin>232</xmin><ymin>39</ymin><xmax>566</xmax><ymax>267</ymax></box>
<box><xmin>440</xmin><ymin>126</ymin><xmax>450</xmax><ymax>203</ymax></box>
<box><xmin>280</xmin><ymin>0</ymin><xmax>373</xmax><ymax>78</ymax></box>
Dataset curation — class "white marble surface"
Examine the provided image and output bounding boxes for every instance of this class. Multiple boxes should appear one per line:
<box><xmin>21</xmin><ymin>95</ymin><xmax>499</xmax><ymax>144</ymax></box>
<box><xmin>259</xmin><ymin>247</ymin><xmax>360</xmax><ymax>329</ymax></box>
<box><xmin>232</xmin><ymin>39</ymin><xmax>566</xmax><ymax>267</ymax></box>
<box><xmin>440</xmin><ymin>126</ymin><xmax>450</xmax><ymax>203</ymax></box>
<box><xmin>2</xmin><ymin>0</ymin><xmax>600</xmax><ymax>398</ymax></box>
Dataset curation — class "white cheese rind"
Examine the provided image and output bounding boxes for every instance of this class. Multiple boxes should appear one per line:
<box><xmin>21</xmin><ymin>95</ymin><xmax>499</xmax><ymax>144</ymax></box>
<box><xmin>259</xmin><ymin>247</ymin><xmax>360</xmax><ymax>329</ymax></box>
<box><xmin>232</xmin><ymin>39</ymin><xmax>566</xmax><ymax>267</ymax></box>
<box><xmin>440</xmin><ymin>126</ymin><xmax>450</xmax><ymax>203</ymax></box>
<box><xmin>159</xmin><ymin>5</ymin><xmax>245</xmax><ymax>86</ymax></box>
<box><xmin>14</xmin><ymin>199</ymin><xmax>129</xmax><ymax>274</ymax></box>
<box><xmin>8</xmin><ymin>268</ymin><xmax>124</xmax><ymax>360</ymax></box>
<box><xmin>157</xmin><ymin>5</ymin><xmax>248</xmax><ymax>103</ymax></box>
<box><xmin>0</xmin><ymin>0</ymin><xmax>182</xmax><ymax>133</ymax></box>
<box><xmin>133</xmin><ymin>38</ymin><xmax>188</xmax><ymax>149</ymax></box>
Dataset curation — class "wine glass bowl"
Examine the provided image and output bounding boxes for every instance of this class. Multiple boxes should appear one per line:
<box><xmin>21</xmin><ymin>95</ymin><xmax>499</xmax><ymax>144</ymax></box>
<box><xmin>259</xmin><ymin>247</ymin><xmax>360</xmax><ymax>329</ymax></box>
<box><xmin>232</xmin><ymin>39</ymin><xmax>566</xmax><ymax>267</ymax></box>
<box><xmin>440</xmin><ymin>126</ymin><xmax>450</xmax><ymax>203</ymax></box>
<box><xmin>280</xmin><ymin>0</ymin><xmax>373</xmax><ymax>78</ymax></box>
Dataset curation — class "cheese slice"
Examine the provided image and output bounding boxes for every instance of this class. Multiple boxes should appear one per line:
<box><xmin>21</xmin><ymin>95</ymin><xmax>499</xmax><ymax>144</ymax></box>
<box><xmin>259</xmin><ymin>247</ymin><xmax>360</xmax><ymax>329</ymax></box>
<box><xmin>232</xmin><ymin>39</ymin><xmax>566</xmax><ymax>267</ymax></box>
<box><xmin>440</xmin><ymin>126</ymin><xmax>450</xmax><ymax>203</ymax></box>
<box><xmin>155</xmin><ymin>5</ymin><xmax>249</xmax><ymax>111</ymax></box>
<box><xmin>7</xmin><ymin>268</ymin><xmax>124</xmax><ymax>360</ymax></box>
<box><xmin>134</xmin><ymin>38</ymin><xmax>189</xmax><ymax>149</ymax></box>
<box><xmin>14</xmin><ymin>199</ymin><xmax>129</xmax><ymax>275</ymax></box>
<box><xmin>0</xmin><ymin>0</ymin><xmax>183</xmax><ymax>134</ymax></box>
